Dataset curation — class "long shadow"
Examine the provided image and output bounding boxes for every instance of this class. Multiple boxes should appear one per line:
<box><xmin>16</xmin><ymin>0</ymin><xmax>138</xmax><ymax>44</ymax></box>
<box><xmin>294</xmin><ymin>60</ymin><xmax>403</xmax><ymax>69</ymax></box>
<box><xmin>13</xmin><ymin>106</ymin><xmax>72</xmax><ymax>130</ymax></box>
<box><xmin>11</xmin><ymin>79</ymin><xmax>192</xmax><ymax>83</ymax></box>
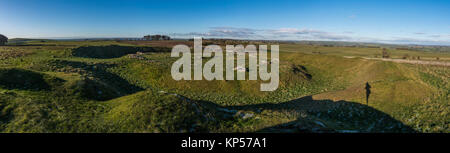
<box><xmin>195</xmin><ymin>96</ymin><xmax>416</xmax><ymax>133</ymax></box>
<box><xmin>0</xmin><ymin>68</ymin><xmax>64</xmax><ymax>91</ymax></box>
<box><xmin>72</xmin><ymin>45</ymin><xmax>171</xmax><ymax>59</ymax></box>
<box><xmin>46</xmin><ymin>60</ymin><xmax>143</xmax><ymax>101</ymax></box>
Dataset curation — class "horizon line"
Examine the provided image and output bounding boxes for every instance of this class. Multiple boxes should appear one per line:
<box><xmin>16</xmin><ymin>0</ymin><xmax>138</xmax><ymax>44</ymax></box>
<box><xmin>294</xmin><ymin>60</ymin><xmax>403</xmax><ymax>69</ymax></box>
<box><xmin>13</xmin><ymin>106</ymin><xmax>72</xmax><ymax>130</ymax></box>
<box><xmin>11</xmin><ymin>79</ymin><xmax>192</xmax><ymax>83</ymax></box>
<box><xmin>7</xmin><ymin>36</ymin><xmax>450</xmax><ymax>47</ymax></box>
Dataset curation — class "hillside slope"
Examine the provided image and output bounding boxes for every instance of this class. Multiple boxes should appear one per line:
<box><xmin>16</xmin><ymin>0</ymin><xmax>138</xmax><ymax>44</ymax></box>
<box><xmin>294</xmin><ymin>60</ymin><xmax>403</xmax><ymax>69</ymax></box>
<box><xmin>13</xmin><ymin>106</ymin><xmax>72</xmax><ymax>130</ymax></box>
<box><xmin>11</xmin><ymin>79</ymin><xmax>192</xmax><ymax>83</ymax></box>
<box><xmin>0</xmin><ymin>41</ymin><xmax>448</xmax><ymax>133</ymax></box>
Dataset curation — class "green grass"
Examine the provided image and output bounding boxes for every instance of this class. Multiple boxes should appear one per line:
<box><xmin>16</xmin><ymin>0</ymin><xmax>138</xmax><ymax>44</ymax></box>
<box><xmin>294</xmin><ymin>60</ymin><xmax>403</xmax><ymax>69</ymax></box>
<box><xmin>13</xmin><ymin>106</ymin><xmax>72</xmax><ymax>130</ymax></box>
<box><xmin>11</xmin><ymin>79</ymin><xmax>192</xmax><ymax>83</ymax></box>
<box><xmin>281</xmin><ymin>43</ymin><xmax>450</xmax><ymax>61</ymax></box>
<box><xmin>0</xmin><ymin>40</ymin><xmax>448</xmax><ymax>133</ymax></box>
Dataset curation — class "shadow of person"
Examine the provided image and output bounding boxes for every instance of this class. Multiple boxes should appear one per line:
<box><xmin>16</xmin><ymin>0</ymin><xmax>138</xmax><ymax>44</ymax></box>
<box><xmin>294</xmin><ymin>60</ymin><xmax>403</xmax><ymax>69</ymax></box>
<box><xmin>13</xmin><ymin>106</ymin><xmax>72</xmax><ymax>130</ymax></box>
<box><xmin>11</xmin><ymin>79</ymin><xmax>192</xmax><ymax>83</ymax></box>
<box><xmin>365</xmin><ymin>82</ymin><xmax>371</xmax><ymax>105</ymax></box>
<box><xmin>196</xmin><ymin>96</ymin><xmax>416</xmax><ymax>133</ymax></box>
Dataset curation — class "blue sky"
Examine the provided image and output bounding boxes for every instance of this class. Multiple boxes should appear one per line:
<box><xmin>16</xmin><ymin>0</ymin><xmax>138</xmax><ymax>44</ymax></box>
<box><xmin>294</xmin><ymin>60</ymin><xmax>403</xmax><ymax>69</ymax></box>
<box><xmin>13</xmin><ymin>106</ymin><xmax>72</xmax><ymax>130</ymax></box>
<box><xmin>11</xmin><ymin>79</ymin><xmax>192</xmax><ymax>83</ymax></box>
<box><xmin>0</xmin><ymin>0</ymin><xmax>449</xmax><ymax>45</ymax></box>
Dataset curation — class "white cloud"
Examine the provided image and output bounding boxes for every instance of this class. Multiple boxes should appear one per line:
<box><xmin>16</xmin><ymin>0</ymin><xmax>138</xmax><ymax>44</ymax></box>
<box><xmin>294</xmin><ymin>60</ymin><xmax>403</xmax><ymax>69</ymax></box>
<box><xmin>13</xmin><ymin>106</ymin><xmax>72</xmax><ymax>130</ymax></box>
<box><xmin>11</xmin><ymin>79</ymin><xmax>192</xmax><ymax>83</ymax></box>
<box><xmin>268</xmin><ymin>28</ymin><xmax>325</xmax><ymax>35</ymax></box>
<box><xmin>171</xmin><ymin>27</ymin><xmax>264</xmax><ymax>39</ymax></box>
<box><xmin>170</xmin><ymin>27</ymin><xmax>450</xmax><ymax>45</ymax></box>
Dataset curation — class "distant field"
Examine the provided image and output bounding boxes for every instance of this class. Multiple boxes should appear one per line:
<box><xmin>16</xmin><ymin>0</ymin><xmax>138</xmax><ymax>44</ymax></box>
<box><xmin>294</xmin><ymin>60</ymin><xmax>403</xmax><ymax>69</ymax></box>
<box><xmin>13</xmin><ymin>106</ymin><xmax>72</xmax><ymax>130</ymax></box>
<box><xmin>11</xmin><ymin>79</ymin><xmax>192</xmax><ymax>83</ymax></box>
<box><xmin>0</xmin><ymin>40</ymin><xmax>448</xmax><ymax>133</ymax></box>
<box><xmin>280</xmin><ymin>43</ymin><xmax>450</xmax><ymax>61</ymax></box>
<box><xmin>13</xmin><ymin>39</ymin><xmax>450</xmax><ymax>61</ymax></box>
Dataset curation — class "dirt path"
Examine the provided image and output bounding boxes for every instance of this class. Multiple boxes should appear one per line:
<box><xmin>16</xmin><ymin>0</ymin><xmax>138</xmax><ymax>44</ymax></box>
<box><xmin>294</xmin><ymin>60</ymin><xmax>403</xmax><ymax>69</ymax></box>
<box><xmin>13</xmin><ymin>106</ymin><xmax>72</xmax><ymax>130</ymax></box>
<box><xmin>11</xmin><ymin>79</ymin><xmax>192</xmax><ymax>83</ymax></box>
<box><xmin>344</xmin><ymin>56</ymin><xmax>450</xmax><ymax>67</ymax></box>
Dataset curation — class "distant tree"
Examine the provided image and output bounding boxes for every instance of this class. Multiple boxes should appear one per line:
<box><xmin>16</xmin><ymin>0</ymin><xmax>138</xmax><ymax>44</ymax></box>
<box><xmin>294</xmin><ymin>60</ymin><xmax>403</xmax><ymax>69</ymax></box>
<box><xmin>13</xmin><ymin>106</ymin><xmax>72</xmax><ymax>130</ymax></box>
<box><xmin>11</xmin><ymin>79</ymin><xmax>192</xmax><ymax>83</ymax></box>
<box><xmin>0</xmin><ymin>34</ymin><xmax>8</xmax><ymax>46</ymax></box>
<box><xmin>382</xmin><ymin>48</ymin><xmax>390</xmax><ymax>58</ymax></box>
<box><xmin>402</xmin><ymin>54</ymin><xmax>410</xmax><ymax>59</ymax></box>
<box><xmin>154</xmin><ymin>35</ymin><xmax>161</xmax><ymax>40</ymax></box>
<box><xmin>143</xmin><ymin>35</ymin><xmax>170</xmax><ymax>41</ymax></box>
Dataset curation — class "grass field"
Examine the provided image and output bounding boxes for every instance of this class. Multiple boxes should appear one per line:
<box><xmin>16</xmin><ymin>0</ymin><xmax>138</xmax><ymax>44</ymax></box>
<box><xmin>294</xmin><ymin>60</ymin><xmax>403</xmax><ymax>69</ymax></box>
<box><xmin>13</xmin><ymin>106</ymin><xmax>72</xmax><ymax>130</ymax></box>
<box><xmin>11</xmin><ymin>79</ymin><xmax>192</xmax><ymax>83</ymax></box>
<box><xmin>281</xmin><ymin>43</ymin><xmax>450</xmax><ymax>61</ymax></box>
<box><xmin>0</xmin><ymin>40</ymin><xmax>448</xmax><ymax>133</ymax></box>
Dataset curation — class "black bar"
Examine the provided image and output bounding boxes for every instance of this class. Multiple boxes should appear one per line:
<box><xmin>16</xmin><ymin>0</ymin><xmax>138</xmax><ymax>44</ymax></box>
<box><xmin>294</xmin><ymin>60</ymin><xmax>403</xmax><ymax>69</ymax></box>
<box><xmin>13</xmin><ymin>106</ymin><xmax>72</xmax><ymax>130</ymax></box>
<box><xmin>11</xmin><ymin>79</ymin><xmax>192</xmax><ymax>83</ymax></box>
<box><xmin>0</xmin><ymin>133</ymin><xmax>445</xmax><ymax>152</ymax></box>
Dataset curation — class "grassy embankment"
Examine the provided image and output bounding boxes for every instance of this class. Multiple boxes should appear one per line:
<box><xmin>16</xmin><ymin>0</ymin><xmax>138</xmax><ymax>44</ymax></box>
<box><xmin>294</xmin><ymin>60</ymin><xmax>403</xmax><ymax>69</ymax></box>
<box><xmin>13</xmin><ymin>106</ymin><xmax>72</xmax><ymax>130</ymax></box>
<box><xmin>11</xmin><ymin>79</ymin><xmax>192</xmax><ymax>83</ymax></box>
<box><xmin>0</xmin><ymin>40</ymin><xmax>448</xmax><ymax>132</ymax></box>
